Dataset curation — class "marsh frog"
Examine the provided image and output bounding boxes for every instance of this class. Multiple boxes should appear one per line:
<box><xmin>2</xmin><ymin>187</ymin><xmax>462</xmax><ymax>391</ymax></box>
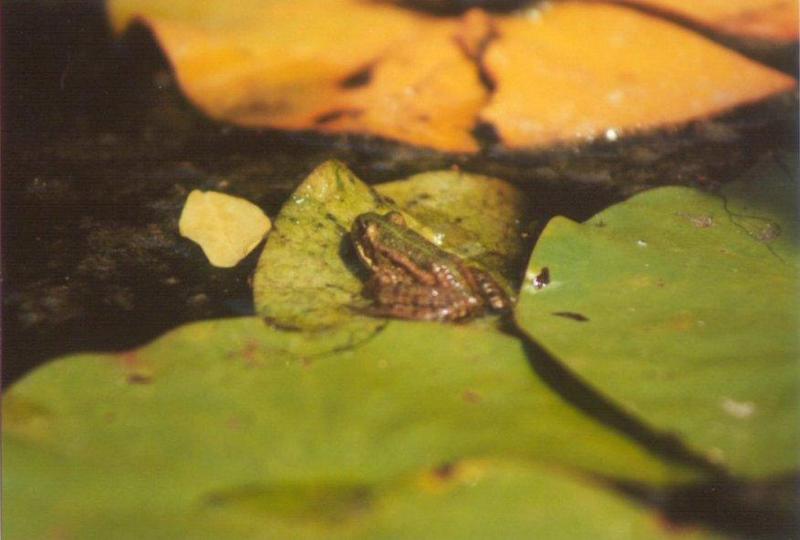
<box><xmin>351</xmin><ymin>211</ymin><xmax>511</xmax><ymax>321</ymax></box>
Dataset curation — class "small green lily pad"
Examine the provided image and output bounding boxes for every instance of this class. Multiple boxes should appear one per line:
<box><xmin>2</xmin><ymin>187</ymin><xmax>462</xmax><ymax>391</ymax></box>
<box><xmin>516</xmin><ymin>155</ymin><xmax>800</xmax><ymax>478</ymax></box>
<box><xmin>252</xmin><ymin>160</ymin><xmax>391</xmax><ymax>332</ymax></box>
<box><xmin>4</xmin><ymin>317</ymin><xmax>704</xmax><ymax>539</ymax></box>
<box><xmin>252</xmin><ymin>161</ymin><xmax>526</xmax><ymax>340</ymax></box>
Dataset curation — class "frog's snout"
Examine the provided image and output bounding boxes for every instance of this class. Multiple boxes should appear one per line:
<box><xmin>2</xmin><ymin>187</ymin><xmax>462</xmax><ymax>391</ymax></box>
<box><xmin>351</xmin><ymin>213</ymin><xmax>376</xmax><ymax>236</ymax></box>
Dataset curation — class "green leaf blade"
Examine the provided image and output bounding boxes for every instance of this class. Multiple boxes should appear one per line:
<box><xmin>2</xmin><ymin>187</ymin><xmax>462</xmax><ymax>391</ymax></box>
<box><xmin>517</xmin><ymin>156</ymin><xmax>800</xmax><ymax>478</ymax></box>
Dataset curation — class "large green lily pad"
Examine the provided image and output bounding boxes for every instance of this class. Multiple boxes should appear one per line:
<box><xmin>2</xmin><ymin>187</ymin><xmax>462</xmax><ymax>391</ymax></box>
<box><xmin>252</xmin><ymin>161</ymin><xmax>525</xmax><ymax>351</ymax></box>
<box><xmin>516</xmin><ymin>155</ymin><xmax>799</xmax><ymax>478</ymax></box>
<box><xmin>3</xmin><ymin>316</ymin><xmax>705</xmax><ymax>538</ymax></box>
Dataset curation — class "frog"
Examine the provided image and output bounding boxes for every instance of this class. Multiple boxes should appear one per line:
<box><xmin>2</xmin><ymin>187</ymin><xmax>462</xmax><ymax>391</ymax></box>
<box><xmin>350</xmin><ymin>211</ymin><xmax>512</xmax><ymax>322</ymax></box>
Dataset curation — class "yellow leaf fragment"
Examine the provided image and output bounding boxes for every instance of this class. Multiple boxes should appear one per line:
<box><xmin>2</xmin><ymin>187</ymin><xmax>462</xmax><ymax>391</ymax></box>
<box><xmin>481</xmin><ymin>2</ymin><xmax>796</xmax><ymax>150</ymax></box>
<box><xmin>178</xmin><ymin>190</ymin><xmax>271</xmax><ymax>268</ymax></box>
<box><xmin>613</xmin><ymin>0</ymin><xmax>799</xmax><ymax>42</ymax></box>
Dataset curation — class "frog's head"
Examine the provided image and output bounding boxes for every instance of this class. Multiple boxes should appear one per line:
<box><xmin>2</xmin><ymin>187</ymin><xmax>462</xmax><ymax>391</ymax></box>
<box><xmin>351</xmin><ymin>211</ymin><xmax>407</xmax><ymax>268</ymax></box>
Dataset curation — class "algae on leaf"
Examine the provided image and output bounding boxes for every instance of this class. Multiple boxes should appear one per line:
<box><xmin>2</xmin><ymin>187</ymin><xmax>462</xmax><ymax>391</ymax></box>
<box><xmin>516</xmin><ymin>154</ymin><xmax>800</xmax><ymax>478</ymax></box>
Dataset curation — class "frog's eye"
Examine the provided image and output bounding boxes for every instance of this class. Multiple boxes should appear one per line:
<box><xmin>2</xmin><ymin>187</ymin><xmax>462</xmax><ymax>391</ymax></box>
<box><xmin>386</xmin><ymin>212</ymin><xmax>406</xmax><ymax>227</ymax></box>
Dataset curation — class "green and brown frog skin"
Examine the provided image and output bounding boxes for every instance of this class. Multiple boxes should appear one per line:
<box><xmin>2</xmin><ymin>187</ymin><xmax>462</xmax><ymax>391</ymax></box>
<box><xmin>351</xmin><ymin>211</ymin><xmax>512</xmax><ymax>322</ymax></box>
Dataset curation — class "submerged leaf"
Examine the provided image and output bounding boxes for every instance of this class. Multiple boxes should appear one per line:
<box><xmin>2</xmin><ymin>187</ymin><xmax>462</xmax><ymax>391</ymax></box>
<box><xmin>516</xmin><ymin>155</ymin><xmax>800</xmax><ymax>477</ymax></box>
<box><xmin>3</xmin><ymin>316</ymin><xmax>704</xmax><ymax>538</ymax></box>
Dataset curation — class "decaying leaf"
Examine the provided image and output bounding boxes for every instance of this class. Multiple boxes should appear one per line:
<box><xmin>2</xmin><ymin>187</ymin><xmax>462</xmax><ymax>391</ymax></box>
<box><xmin>109</xmin><ymin>0</ymin><xmax>486</xmax><ymax>152</ymax></box>
<box><xmin>614</xmin><ymin>0</ymin><xmax>799</xmax><ymax>42</ymax></box>
<box><xmin>312</xmin><ymin>18</ymin><xmax>486</xmax><ymax>153</ymax></box>
<box><xmin>480</xmin><ymin>2</ymin><xmax>796</xmax><ymax>150</ymax></box>
<box><xmin>108</xmin><ymin>0</ymin><xmax>796</xmax><ymax>152</ymax></box>
<box><xmin>179</xmin><ymin>189</ymin><xmax>270</xmax><ymax>268</ymax></box>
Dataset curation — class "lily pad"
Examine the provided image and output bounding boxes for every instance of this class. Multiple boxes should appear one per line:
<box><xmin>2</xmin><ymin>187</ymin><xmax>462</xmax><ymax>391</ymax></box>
<box><xmin>252</xmin><ymin>160</ymin><xmax>391</xmax><ymax>334</ymax></box>
<box><xmin>481</xmin><ymin>3</ymin><xmax>795</xmax><ymax>150</ymax></box>
<box><xmin>108</xmin><ymin>0</ymin><xmax>487</xmax><ymax>152</ymax></box>
<box><xmin>253</xmin><ymin>161</ymin><xmax>525</xmax><ymax>341</ymax></box>
<box><xmin>3</xmin><ymin>316</ymin><xmax>704</xmax><ymax>538</ymax></box>
<box><xmin>515</xmin><ymin>155</ymin><xmax>800</xmax><ymax>478</ymax></box>
<box><xmin>108</xmin><ymin>0</ymin><xmax>795</xmax><ymax>152</ymax></box>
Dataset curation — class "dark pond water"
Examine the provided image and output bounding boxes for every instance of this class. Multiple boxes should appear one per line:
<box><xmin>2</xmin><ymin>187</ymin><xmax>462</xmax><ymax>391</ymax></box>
<box><xmin>2</xmin><ymin>1</ymin><xmax>798</xmax><ymax>535</ymax></box>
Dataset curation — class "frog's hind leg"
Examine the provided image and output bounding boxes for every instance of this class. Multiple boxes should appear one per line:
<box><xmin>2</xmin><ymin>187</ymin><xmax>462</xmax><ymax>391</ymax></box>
<box><xmin>471</xmin><ymin>268</ymin><xmax>513</xmax><ymax>312</ymax></box>
<box><xmin>371</xmin><ymin>285</ymin><xmax>482</xmax><ymax>322</ymax></box>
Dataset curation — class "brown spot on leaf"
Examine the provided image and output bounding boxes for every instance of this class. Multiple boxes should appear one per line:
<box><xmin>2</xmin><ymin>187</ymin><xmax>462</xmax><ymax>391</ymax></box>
<box><xmin>340</xmin><ymin>65</ymin><xmax>374</xmax><ymax>88</ymax></box>
<box><xmin>119</xmin><ymin>351</ymin><xmax>139</xmax><ymax>368</ymax></box>
<box><xmin>119</xmin><ymin>351</ymin><xmax>154</xmax><ymax>383</ymax></box>
<box><xmin>47</xmin><ymin>526</ymin><xmax>73</xmax><ymax>540</ymax></box>
<box><xmin>552</xmin><ymin>311</ymin><xmax>589</xmax><ymax>322</ymax></box>
<box><xmin>433</xmin><ymin>462</ymin><xmax>456</xmax><ymax>480</ymax></box>
<box><xmin>463</xmin><ymin>389</ymin><xmax>482</xmax><ymax>403</ymax></box>
<box><xmin>314</xmin><ymin>109</ymin><xmax>363</xmax><ymax>125</ymax></box>
<box><xmin>127</xmin><ymin>372</ymin><xmax>153</xmax><ymax>384</ymax></box>
<box><xmin>238</xmin><ymin>340</ymin><xmax>263</xmax><ymax>368</ymax></box>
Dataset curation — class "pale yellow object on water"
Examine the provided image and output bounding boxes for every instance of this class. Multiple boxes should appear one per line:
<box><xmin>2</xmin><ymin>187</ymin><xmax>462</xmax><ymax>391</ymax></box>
<box><xmin>179</xmin><ymin>190</ymin><xmax>271</xmax><ymax>268</ymax></box>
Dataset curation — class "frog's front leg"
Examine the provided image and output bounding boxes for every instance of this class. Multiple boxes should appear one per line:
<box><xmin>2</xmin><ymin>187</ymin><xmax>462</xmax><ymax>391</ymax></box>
<box><xmin>365</xmin><ymin>265</ymin><xmax>416</xmax><ymax>292</ymax></box>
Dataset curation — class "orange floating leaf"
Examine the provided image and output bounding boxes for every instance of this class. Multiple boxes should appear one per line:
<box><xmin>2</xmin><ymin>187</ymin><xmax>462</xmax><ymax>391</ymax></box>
<box><xmin>315</xmin><ymin>19</ymin><xmax>486</xmax><ymax>153</ymax></box>
<box><xmin>612</xmin><ymin>0</ymin><xmax>799</xmax><ymax>42</ymax></box>
<box><xmin>109</xmin><ymin>0</ymin><xmax>485</xmax><ymax>152</ymax></box>
<box><xmin>110</xmin><ymin>0</ymin><xmax>795</xmax><ymax>153</ymax></box>
<box><xmin>480</xmin><ymin>2</ymin><xmax>796</xmax><ymax>150</ymax></box>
